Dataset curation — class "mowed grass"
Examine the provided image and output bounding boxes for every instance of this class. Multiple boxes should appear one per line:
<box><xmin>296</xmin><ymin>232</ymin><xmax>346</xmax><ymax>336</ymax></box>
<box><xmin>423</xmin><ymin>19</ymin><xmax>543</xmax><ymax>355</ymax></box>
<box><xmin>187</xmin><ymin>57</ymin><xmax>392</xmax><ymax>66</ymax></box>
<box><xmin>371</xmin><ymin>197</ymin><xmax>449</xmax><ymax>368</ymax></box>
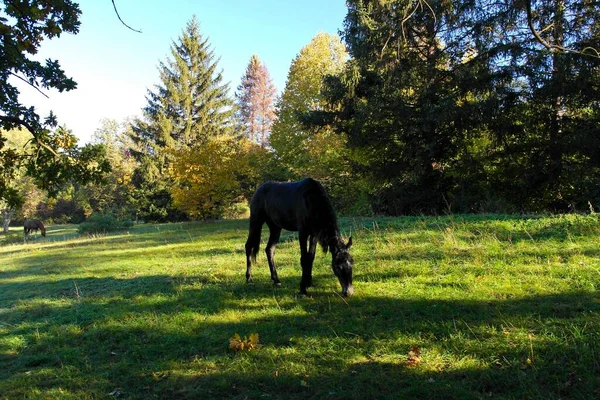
<box><xmin>1</xmin><ymin>215</ymin><xmax>599</xmax><ymax>399</ymax></box>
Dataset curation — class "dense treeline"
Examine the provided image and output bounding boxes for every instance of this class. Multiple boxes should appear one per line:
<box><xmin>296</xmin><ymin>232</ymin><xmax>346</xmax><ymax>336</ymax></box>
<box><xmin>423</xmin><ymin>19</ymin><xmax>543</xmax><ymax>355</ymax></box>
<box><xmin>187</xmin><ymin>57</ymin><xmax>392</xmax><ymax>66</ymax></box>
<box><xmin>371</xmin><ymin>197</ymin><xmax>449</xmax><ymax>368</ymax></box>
<box><xmin>322</xmin><ymin>0</ymin><xmax>600</xmax><ymax>214</ymax></box>
<box><xmin>2</xmin><ymin>1</ymin><xmax>599</xmax><ymax>227</ymax></box>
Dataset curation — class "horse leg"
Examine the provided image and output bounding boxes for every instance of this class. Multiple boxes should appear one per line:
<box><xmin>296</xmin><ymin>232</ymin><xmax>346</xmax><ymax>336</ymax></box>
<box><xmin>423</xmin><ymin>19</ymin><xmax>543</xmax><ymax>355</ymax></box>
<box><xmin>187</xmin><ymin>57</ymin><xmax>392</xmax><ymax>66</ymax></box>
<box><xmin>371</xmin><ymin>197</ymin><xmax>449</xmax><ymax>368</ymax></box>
<box><xmin>245</xmin><ymin>218</ymin><xmax>263</xmax><ymax>284</ymax></box>
<box><xmin>307</xmin><ymin>236</ymin><xmax>317</xmax><ymax>288</ymax></box>
<box><xmin>299</xmin><ymin>232</ymin><xmax>312</xmax><ymax>295</ymax></box>
<box><xmin>265</xmin><ymin>224</ymin><xmax>282</xmax><ymax>286</ymax></box>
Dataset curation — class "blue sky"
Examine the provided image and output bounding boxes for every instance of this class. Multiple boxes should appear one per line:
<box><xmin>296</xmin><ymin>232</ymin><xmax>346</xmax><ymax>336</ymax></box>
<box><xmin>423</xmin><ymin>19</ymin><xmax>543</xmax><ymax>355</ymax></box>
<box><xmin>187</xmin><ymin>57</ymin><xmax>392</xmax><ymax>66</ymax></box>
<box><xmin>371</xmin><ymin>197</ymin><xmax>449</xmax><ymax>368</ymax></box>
<box><xmin>17</xmin><ymin>0</ymin><xmax>347</xmax><ymax>143</ymax></box>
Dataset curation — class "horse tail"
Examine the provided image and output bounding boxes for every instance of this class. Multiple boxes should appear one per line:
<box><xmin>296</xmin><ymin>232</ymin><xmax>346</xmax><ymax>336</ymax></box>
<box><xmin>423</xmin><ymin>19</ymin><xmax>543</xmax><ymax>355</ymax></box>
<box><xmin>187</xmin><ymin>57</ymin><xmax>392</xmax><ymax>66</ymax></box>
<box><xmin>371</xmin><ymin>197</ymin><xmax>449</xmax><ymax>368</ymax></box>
<box><xmin>246</xmin><ymin>188</ymin><xmax>265</xmax><ymax>263</ymax></box>
<box><xmin>245</xmin><ymin>220</ymin><xmax>262</xmax><ymax>262</ymax></box>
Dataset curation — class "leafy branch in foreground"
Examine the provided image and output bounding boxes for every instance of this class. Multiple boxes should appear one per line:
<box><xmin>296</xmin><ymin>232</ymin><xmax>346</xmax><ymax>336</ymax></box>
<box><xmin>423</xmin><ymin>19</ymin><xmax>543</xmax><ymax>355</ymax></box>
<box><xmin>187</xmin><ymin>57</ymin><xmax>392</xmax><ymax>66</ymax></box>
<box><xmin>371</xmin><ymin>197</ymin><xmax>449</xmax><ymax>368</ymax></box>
<box><xmin>1</xmin><ymin>125</ymin><xmax>111</xmax><ymax>209</ymax></box>
<box><xmin>0</xmin><ymin>1</ymin><xmax>110</xmax><ymax>207</ymax></box>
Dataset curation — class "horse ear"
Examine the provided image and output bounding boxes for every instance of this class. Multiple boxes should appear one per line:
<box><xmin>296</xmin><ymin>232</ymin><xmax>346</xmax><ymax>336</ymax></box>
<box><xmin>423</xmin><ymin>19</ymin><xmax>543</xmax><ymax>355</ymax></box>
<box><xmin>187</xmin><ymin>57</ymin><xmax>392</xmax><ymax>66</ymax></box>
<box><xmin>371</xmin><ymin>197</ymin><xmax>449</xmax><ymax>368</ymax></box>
<box><xmin>346</xmin><ymin>236</ymin><xmax>352</xmax><ymax>249</ymax></box>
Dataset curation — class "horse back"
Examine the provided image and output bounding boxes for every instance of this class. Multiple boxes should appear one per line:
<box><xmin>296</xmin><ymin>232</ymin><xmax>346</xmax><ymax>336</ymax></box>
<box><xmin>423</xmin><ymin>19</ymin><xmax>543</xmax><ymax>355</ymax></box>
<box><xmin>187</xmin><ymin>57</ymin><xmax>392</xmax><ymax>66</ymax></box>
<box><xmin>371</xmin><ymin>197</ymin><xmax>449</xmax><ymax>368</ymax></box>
<box><xmin>251</xmin><ymin>178</ymin><xmax>337</xmax><ymax>234</ymax></box>
<box><xmin>24</xmin><ymin>219</ymin><xmax>45</xmax><ymax>230</ymax></box>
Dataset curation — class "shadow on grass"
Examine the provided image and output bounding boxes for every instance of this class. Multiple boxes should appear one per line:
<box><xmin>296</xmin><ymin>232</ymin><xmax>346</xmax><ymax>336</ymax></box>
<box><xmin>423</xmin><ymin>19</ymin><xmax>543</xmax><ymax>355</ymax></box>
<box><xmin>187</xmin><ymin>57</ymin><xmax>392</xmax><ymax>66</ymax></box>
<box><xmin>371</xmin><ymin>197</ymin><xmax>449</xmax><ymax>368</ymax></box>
<box><xmin>2</xmin><ymin>215</ymin><xmax>600</xmax><ymax>398</ymax></box>
<box><xmin>1</xmin><ymin>271</ymin><xmax>599</xmax><ymax>399</ymax></box>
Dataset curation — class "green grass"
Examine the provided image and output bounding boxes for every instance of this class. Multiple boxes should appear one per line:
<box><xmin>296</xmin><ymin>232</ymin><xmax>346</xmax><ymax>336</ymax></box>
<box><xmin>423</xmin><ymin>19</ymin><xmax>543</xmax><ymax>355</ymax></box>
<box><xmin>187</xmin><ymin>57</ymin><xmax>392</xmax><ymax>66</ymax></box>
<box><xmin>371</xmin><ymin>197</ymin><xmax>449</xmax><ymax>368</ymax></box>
<box><xmin>1</xmin><ymin>215</ymin><xmax>599</xmax><ymax>399</ymax></box>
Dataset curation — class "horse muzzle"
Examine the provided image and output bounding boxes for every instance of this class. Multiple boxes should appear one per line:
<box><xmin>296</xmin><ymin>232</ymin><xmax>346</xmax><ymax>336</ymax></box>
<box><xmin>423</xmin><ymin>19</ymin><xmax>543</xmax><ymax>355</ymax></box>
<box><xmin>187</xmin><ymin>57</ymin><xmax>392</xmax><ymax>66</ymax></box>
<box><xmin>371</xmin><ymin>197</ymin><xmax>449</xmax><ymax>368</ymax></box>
<box><xmin>342</xmin><ymin>284</ymin><xmax>354</xmax><ymax>297</ymax></box>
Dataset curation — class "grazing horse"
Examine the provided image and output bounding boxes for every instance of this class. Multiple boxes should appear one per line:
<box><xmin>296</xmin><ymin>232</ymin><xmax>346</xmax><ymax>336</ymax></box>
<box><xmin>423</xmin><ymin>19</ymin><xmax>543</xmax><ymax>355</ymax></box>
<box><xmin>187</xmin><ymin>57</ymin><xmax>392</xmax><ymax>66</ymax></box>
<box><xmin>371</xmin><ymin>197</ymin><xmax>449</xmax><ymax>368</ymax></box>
<box><xmin>24</xmin><ymin>219</ymin><xmax>46</xmax><ymax>238</ymax></box>
<box><xmin>245</xmin><ymin>178</ymin><xmax>354</xmax><ymax>297</ymax></box>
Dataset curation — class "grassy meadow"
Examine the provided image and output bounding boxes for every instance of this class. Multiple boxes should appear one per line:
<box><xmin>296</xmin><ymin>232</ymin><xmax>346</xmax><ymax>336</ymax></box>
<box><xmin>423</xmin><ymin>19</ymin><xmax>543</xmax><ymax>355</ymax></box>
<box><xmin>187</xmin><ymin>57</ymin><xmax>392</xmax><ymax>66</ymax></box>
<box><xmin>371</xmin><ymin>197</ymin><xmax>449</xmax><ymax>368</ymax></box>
<box><xmin>1</xmin><ymin>215</ymin><xmax>599</xmax><ymax>399</ymax></box>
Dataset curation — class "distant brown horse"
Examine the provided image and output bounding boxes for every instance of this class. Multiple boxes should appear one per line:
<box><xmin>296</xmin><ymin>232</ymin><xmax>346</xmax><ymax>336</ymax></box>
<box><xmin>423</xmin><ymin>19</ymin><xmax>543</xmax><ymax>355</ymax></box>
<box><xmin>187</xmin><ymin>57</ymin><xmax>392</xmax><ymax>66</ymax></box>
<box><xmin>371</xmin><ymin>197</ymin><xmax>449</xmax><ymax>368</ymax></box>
<box><xmin>24</xmin><ymin>219</ymin><xmax>46</xmax><ymax>238</ymax></box>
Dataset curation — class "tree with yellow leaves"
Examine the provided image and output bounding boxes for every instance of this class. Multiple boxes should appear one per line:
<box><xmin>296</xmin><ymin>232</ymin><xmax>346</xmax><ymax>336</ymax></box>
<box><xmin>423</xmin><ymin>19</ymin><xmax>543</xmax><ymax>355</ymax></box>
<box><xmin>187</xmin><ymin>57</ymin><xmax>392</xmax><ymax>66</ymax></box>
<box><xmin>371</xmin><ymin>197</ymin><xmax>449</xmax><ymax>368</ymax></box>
<box><xmin>269</xmin><ymin>33</ymin><xmax>351</xmax><ymax>207</ymax></box>
<box><xmin>168</xmin><ymin>135</ymin><xmax>247</xmax><ymax>219</ymax></box>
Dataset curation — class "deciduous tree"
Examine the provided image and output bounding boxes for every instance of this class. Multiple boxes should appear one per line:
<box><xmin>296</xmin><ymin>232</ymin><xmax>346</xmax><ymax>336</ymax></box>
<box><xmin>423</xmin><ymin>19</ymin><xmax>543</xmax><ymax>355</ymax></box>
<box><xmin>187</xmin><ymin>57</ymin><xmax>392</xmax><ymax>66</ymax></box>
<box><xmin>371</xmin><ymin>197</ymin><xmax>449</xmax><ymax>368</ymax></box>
<box><xmin>83</xmin><ymin>118</ymin><xmax>137</xmax><ymax>219</ymax></box>
<box><xmin>0</xmin><ymin>1</ymin><xmax>110</xmax><ymax>210</ymax></box>
<box><xmin>269</xmin><ymin>33</ymin><xmax>351</xmax><ymax>207</ymax></box>
<box><xmin>168</xmin><ymin>136</ymin><xmax>246</xmax><ymax>219</ymax></box>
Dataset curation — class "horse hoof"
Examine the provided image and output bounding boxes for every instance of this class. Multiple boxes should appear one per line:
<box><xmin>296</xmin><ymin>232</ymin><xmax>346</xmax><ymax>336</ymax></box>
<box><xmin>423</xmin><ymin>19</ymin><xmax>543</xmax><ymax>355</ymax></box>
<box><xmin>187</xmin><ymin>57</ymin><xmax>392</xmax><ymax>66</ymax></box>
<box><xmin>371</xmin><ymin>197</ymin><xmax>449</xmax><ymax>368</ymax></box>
<box><xmin>274</xmin><ymin>282</ymin><xmax>282</xmax><ymax>287</ymax></box>
<box><xmin>246</xmin><ymin>279</ymin><xmax>254</xmax><ymax>284</ymax></box>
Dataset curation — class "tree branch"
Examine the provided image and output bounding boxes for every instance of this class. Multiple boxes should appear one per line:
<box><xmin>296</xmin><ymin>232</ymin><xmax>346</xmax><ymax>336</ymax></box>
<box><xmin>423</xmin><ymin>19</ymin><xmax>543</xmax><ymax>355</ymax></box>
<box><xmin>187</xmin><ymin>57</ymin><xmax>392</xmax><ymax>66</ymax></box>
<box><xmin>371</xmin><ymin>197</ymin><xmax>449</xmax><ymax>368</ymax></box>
<box><xmin>9</xmin><ymin>72</ymin><xmax>50</xmax><ymax>99</ymax></box>
<box><xmin>525</xmin><ymin>0</ymin><xmax>600</xmax><ymax>59</ymax></box>
<box><xmin>111</xmin><ymin>0</ymin><xmax>142</xmax><ymax>33</ymax></box>
<box><xmin>0</xmin><ymin>115</ymin><xmax>59</xmax><ymax>157</ymax></box>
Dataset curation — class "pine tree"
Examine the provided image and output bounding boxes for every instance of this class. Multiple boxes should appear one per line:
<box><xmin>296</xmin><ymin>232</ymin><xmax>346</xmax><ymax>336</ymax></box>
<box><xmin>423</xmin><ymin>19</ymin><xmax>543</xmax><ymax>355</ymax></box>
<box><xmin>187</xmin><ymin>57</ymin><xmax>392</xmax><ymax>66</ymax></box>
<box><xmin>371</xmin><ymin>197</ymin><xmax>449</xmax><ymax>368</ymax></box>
<box><xmin>325</xmin><ymin>2</ymin><xmax>475</xmax><ymax>213</ymax></box>
<box><xmin>235</xmin><ymin>55</ymin><xmax>277</xmax><ymax>147</ymax></box>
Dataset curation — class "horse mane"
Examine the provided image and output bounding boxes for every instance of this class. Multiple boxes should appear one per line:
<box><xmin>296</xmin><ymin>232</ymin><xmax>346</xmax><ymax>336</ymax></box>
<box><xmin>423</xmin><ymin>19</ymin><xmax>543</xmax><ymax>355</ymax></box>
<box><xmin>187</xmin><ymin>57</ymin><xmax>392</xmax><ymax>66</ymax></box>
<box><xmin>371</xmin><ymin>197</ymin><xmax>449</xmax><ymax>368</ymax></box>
<box><xmin>303</xmin><ymin>179</ymin><xmax>340</xmax><ymax>253</ymax></box>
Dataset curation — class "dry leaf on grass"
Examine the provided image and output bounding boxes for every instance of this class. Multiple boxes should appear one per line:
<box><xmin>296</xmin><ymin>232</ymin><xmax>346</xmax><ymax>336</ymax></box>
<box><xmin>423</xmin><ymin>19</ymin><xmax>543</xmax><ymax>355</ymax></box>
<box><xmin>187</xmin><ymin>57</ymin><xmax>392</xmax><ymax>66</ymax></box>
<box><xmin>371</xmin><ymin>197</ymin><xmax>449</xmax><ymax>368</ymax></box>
<box><xmin>406</xmin><ymin>346</ymin><xmax>421</xmax><ymax>366</ymax></box>
<box><xmin>229</xmin><ymin>333</ymin><xmax>260</xmax><ymax>351</ymax></box>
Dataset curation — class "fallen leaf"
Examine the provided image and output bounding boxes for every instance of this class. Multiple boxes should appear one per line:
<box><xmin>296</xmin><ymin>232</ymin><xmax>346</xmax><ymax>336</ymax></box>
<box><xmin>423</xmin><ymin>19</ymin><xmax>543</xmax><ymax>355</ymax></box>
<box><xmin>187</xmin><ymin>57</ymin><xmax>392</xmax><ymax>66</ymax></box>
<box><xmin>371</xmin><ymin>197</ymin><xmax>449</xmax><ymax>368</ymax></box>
<box><xmin>248</xmin><ymin>333</ymin><xmax>260</xmax><ymax>349</ymax></box>
<box><xmin>406</xmin><ymin>346</ymin><xmax>421</xmax><ymax>366</ymax></box>
<box><xmin>229</xmin><ymin>333</ymin><xmax>243</xmax><ymax>350</ymax></box>
<box><xmin>229</xmin><ymin>333</ymin><xmax>260</xmax><ymax>351</ymax></box>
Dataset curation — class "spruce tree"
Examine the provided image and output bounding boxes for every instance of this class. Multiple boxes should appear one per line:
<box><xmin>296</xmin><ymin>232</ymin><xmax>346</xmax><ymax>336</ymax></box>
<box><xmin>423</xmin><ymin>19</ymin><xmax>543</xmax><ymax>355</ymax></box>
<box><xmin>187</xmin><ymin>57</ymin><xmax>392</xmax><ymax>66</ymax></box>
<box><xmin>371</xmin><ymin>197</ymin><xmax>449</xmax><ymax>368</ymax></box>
<box><xmin>325</xmin><ymin>0</ymin><xmax>600</xmax><ymax>213</ymax></box>
<box><xmin>130</xmin><ymin>15</ymin><xmax>236</xmax><ymax>157</ymax></box>
<box><xmin>128</xmin><ymin>15</ymin><xmax>237</xmax><ymax>221</ymax></box>
<box><xmin>326</xmin><ymin>1</ymin><xmax>487</xmax><ymax>214</ymax></box>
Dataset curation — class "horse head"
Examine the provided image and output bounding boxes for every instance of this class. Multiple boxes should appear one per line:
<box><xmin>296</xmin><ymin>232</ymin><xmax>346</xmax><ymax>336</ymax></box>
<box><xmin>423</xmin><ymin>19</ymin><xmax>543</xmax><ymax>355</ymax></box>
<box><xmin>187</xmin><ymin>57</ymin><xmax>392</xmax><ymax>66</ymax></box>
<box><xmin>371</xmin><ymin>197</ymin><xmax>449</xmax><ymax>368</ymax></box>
<box><xmin>332</xmin><ymin>236</ymin><xmax>354</xmax><ymax>297</ymax></box>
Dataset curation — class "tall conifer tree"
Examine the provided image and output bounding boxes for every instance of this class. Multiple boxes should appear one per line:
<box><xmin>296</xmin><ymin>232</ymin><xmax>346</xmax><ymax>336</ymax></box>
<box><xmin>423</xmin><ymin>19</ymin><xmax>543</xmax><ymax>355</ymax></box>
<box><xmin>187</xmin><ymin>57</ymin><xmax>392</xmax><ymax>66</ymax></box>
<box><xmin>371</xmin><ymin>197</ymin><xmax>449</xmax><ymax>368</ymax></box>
<box><xmin>324</xmin><ymin>0</ymin><xmax>600</xmax><ymax>213</ymax></box>
<box><xmin>128</xmin><ymin>16</ymin><xmax>237</xmax><ymax>221</ymax></box>
<box><xmin>130</xmin><ymin>15</ymin><xmax>236</xmax><ymax>159</ymax></box>
<box><xmin>235</xmin><ymin>55</ymin><xmax>277</xmax><ymax>147</ymax></box>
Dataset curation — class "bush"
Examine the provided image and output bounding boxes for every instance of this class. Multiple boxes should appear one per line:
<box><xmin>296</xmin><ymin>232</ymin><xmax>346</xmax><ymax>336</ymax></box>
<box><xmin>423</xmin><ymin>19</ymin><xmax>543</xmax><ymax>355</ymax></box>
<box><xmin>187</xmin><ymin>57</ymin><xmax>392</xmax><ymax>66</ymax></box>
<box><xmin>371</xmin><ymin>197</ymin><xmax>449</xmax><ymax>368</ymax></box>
<box><xmin>223</xmin><ymin>202</ymin><xmax>250</xmax><ymax>219</ymax></box>
<box><xmin>78</xmin><ymin>214</ymin><xmax>133</xmax><ymax>235</ymax></box>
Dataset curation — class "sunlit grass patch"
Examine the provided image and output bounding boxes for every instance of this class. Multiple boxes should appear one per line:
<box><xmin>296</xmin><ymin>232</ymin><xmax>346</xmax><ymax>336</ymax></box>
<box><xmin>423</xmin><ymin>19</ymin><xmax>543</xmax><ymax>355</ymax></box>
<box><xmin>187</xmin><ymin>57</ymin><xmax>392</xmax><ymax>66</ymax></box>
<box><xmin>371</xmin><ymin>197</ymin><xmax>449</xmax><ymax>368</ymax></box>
<box><xmin>1</xmin><ymin>215</ymin><xmax>599</xmax><ymax>398</ymax></box>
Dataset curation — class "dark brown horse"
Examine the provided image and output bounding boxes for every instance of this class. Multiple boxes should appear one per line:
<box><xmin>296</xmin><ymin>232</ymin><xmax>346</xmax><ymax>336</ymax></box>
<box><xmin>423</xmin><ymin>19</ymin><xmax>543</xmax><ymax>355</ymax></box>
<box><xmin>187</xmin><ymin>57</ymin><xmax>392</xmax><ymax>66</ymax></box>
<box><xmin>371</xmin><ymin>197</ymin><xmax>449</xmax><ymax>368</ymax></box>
<box><xmin>24</xmin><ymin>219</ymin><xmax>46</xmax><ymax>238</ymax></box>
<box><xmin>245</xmin><ymin>178</ymin><xmax>354</xmax><ymax>297</ymax></box>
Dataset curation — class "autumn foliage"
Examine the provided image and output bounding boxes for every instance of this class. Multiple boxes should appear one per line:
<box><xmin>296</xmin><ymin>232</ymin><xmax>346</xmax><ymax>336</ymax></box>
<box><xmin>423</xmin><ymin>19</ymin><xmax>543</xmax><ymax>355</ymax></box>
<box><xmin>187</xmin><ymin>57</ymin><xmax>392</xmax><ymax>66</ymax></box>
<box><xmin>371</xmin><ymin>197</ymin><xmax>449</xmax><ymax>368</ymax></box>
<box><xmin>168</xmin><ymin>136</ymin><xmax>247</xmax><ymax>219</ymax></box>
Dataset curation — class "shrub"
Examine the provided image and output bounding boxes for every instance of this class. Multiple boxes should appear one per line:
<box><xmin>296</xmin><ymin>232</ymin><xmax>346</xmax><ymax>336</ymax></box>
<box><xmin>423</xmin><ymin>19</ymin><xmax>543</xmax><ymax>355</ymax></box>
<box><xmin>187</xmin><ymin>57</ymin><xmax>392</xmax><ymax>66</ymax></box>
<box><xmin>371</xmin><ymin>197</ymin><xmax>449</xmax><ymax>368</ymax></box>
<box><xmin>223</xmin><ymin>202</ymin><xmax>250</xmax><ymax>219</ymax></box>
<box><xmin>78</xmin><ymin>214</ymin><xmax>133</xmax><ymax>235</ymax></box>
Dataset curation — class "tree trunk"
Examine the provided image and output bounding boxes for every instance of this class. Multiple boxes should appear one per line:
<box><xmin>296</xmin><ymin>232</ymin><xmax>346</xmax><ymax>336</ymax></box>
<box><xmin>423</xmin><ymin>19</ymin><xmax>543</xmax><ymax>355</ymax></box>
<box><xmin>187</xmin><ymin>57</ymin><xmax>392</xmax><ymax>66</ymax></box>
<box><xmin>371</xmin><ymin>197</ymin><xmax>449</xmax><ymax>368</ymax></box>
<box><xmin>548</xmin><ymin>0</ymin><xmax>566</xmax><ymax>189</ymax></box>
<box><xmin>1</xmin><ymin>207</ymin><xmax>15</xmax><ymax>234</ymax></box>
